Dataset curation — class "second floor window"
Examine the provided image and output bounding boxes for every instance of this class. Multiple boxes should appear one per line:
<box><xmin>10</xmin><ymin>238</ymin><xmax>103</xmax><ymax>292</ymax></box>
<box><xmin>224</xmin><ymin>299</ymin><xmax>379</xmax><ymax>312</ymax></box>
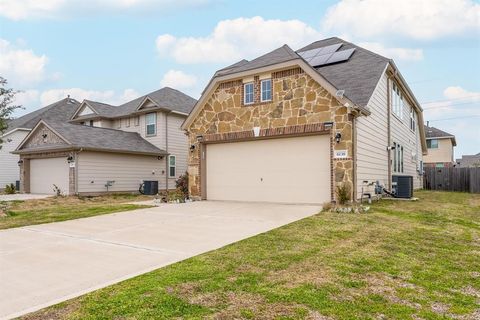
<box><xmin>261</xmin><ymin>79</ymin><xmax>272</xmax><ymax>102</ymax></box>
<box><xmin>126</xmin><ymin>117</ymin><xmax>130</xmax><ymax>127</ymax></box>
<box><xmin>410</xmin><ymin>107</ymin><xmax>416</xmax><ymax>131</ymax></box>
<box><xmin>244</xmin><ymin>82</ymin><xmax>254</xmax><ymax>105</ymax></box>
<box><xmin>134</xmin><ymin>116</ymin><xmax>140</xmax><ymax>126</ymax></box>
<box><xmin>392</xmin><ymin>82</ymin><xmax>404</xmax><ymax>120</ymax></box>
<box><xmin>146</xmin><ymin>112</ymin><xmax>156</xmax><ymax>136</ymax></box>
<box><xmin>427</xmin><ymin>139</ymin><xmax>438</xmax><ymax>149</ymax></box>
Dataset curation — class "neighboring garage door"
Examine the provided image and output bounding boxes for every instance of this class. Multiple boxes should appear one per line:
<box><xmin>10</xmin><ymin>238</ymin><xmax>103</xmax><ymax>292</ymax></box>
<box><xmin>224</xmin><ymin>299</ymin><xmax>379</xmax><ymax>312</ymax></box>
<box><xmin>30</xmin><ymin>157</ymin><xmax>70</xmax><ymax>195</ymax></box>
<box><xmin>206</xmin><ymin>135</ymin><xmax>331</xmax><ymax>204</ymax></box>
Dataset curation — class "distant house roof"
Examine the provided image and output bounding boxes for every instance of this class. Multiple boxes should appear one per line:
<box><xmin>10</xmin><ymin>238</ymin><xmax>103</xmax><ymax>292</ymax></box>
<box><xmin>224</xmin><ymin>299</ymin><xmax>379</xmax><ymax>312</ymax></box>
<box><xmin>5</xmin><ymin>98</ymin><xmax>80</xmax><ymax>135</ymax></box>
<box><xmin>456</xmin><ymin>153</ymin><xmax>480</xmax><ymax>167</ymax></box>
<box><xmin>15</xmin><ymin>120</ymin><xmax>167</xmax><ymax>156</ymax></box>
<box><xmin>212</xmin><ymin>37</ymin><xmax>390</xmax><ymax>108</ymax></box>
<box><xmin>71</xmin><ymin>87</ymin><xmax>197</xmax><ymax>121</ymax></box>
<box><xmin>424</xmin><ymin>125</ymin><xmax>457</xmax><ymax>146</ymax></box>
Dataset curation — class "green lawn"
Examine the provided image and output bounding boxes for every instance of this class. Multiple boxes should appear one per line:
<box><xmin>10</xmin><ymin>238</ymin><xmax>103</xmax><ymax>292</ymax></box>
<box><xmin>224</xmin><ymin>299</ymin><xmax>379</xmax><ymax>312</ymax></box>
<box><xmin>23</xmin><ymin>191</ymin><xmax>480</xmax><ymax>320</ymax></box>
<box><xmin>0</xmin><ymin>194</ymin><xmax>152</xmax><ymax>229</ymax></box>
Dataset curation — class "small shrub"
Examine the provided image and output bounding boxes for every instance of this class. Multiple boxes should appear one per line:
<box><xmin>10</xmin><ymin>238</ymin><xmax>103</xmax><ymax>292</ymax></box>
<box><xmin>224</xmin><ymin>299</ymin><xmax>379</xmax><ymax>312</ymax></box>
<box><xmin>336</xmin><ymin>183</ymin><xmax>351</xmax><ymax>205</ymax></box>
<box><xmin>175</xmin><ymin>172</ymin><xmax>189</xmax><ymax>198</ymax></box>
<box><xmin>321</xmin><ymin>202</ymin><xmax>333</xmax><ymax>212</ymax></box>
<box><xmin>4</xmin><ymin>183</ymin><xmax>16</xmax><ymax>194</ymax></box>
<box><xmin>167</xmin><ymin>189</ymin><xmax>185</xmax><ymax>203</ymax></box>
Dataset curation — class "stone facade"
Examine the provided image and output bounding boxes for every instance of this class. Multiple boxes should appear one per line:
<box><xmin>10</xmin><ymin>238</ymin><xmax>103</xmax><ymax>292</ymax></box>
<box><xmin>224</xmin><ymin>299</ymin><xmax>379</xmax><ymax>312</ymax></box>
<box><xmin>186</xmin><ymin>67</ymin><xmax>355</xmax><ymax>202</ymax></box>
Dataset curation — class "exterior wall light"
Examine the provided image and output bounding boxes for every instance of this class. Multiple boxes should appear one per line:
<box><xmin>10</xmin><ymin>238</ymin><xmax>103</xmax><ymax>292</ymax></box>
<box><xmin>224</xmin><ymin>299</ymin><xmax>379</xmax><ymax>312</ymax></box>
<box><xmin>335</xmin><ymin>132</ymin><xmax>342</xmax><ymax>143</ymax></box>
<box><xmin>17</xmin><ymin>159</ymin><xmax>24</xmax><ymax>166</ymax></box>
<box><xmin>190</xmin><ymin>144</ymin><xmax>196</xmax><ymax>152</ymax></box>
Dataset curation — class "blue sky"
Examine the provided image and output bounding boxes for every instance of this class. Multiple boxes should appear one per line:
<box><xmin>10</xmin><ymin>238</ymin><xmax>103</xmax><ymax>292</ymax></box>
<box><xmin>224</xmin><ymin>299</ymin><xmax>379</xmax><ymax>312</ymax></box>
<box><xmin>0</xmin><ymin>0</ymin><xmax>479</xmax><ymax>157</ymax></box>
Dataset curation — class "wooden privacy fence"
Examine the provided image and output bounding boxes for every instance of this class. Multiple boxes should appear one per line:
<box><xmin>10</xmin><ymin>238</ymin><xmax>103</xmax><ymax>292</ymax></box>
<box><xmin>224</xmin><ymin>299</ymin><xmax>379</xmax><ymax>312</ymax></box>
<box><xmin>423</xmin><ymin>167</ymin><xmax>480</xmax><ymax>193</ymax></box>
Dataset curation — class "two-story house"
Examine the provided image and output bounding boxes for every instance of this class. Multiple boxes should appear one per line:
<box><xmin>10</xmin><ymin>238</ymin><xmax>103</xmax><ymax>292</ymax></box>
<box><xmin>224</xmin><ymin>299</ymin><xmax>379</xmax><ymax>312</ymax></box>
<box><xmin>13</xmin><ymin>88</ymin><xmax>196</xmax><ymax>195</ymax></box>
<box><xmin>423</xmin><ymin>125</ymin><xmax>457</xmax><ymax>167</ymax></box>
<box><xmin>182</xmin><ymin>37</ymin><xmax>427</xmax><ymax>204</ymax></box>
<box><xmin>0</xmin><ymin>98</ymin><xmax>80</xmax><ymax>190</ymax></box>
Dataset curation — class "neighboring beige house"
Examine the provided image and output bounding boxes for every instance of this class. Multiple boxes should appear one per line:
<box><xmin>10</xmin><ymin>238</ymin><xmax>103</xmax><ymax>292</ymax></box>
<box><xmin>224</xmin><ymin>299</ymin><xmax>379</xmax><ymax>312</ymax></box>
<box><xmin>0</xmin><ymin>98</ymin><xmax>80</xmax><ymax>190</ymax></box>
<box><xmin>14</xmin><ymin>88</ymin><xmax>196</xmax><ymax>195</ymax></box>
<box><xmin>423</xmin><ymin>125</ymin><xmax>456</xmax><ymax>168</ymax></box>
<box><xmin>182</xmin><ymin>37</ymin><xmax>427</xmax><ymax>204</ymax></box>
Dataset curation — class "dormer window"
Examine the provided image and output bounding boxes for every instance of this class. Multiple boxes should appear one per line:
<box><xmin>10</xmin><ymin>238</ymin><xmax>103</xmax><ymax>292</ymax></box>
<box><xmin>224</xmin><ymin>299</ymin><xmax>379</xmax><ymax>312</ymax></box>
<box><xmin>261</xmin><ymin>79</ymin><xmax>272</xmax><ymax>102</ymax></box>
<box><xmin>146</xmin><ymin>112</ymin><xmax>156</xmax><ymax>136</ymax></box>
<box><xmin>244</xmin><ymin>83</ymin><xmax>254</xmax><ymax>105</ymax></box>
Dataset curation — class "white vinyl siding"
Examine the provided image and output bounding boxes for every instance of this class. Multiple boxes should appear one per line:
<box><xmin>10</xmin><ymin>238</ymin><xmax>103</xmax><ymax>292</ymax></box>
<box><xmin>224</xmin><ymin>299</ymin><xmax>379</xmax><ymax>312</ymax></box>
<box><xmin>355</xmin><ymin>71</ymin><xmax>389</xmax><ymax>197</ymax></box>
<box><xmin>165</xmin><ymin>114</ymin><xmax>188</xmax><ymax>188</ymax></box>
<box><xmin>390</xmin><ymin>78</ymin><xmax>423</xmax><ymax>189</ymax></box>
<box><xmin>0</xmin><ymin>130</ymin><xmax>28</xmax><ymax>188</ymax></box>
<box><xmin>356</xmin><ymin>71</ymin><xmax>424</xmax><ymax>196</ymax></box>
<box><xmin>77</xmin><ymin>152</ymin><xmax>167</xmax><ymax>192</ymax></box>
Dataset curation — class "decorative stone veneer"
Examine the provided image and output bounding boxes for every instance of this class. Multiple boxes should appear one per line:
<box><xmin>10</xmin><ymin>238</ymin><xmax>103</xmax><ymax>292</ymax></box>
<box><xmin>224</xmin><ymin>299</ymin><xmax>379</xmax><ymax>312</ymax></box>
<box><xmin>187</xmin><ymin>67</ymin><xmax>354</xmax><ymax>202</ymax></box>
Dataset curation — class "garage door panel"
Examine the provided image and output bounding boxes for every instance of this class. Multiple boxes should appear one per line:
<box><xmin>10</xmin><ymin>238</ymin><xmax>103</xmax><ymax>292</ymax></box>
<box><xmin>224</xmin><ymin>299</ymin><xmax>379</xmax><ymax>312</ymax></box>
<box><xmin>206</xmin><ymin>135</ymin><xmax>330</xmax><ymax>204</ymax></box>
<box><xmin>30</xmin><ymin>158</ymin><xmax>69</xmax><ymax>195</ymax></box>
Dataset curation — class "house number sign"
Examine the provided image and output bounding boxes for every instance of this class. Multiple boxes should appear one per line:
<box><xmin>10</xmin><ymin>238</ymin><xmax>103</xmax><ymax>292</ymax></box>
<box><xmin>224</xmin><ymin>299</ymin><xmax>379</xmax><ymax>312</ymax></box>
<box><xmin>334</xmin><ymin>150</ymin><xmax>348</xmax><ymax>158</ymax></box>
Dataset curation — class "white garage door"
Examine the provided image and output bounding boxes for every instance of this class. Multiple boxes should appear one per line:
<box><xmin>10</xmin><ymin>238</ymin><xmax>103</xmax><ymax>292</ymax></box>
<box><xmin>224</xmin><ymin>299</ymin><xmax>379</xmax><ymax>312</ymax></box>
<box><xmin>206</xmin><ymin>135</ymin><xmax>331</xmax><ymax>204</ymax></box>
<box><xmin>30</xmin><ymin>158</ymin><xmax>70</xmax><ymax>195</ymax></box>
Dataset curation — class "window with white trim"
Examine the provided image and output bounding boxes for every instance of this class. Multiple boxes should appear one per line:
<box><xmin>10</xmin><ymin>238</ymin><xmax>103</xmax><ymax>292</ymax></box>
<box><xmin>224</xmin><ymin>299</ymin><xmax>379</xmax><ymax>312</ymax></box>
<box><xmin>392</xmin><ymin>82</ymin><xmax>404</xmax><ymax>119</ymax></box>
<box><xmin>410</xmin><ymin>107</ymin><xmax>416</xmax><ymax>131</ymax></box>
<box><xmin>169</xmin><ymin>155</ymin><xmax>176</xmax><ymax>178</ymax></box>
<box><xmin>244</xmin><ymin>82</ymin><xmax>254</xmax><ymax>105</ymax></box>
<box><xmin>393</xmin><ymin>142</ymin><xmax>404</xmax><ymax>173</ymax></box>
<box><xmin>126</xmin><ymin>117</ymin><xmax>130</xmax><ymax>127</ymax></box>
<box><xmin>134</xmin><ymin>116</ymin><xmax>140</xmax><ymax>126</ymax></box>
<box><xmin>260</xmin><ymin>79</ymin><xmax>272</xmax><ymax>102</ymax></box>
<box><xmin>145</xmin><ymin>112</ymin><xmax>156</xmax><ymax>136</ymax></box>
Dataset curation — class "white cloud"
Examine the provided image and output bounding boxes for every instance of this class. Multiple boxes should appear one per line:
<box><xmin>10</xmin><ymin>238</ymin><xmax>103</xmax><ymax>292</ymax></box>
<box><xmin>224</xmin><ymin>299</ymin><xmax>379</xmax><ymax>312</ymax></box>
<box><xmin>160</xmin><ymin>70</ymin><xmax>197</xmax><ymax>89</ymax></box>
<box><xmin>0</xmin><ymin>0</ymin><xmax>212</xmax><ymax>20</ymax></box>
<box><xmin>156</xmin><ymin>16</ymin><xmax>322</xmax><ymax>64</ymax></box>
<box><xmin>358</xmin><ymin>42</ymin><xmax>424</xmax><ymax>61</ymax></box>
<box><xmin>322</xmin><ymin>0</ymin><xmax>480</xmax><ymax>40</ymax></box>
<box><xmin>0</xmin><ymin>38</ymin><xmax>48</xmax><ymax>86</ymax></box>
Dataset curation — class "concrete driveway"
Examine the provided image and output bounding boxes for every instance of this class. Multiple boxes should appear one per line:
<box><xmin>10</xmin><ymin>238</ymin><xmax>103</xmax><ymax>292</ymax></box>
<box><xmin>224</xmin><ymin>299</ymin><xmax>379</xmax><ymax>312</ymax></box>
<box><xmin>0</xmin><ymin>201</ymin><xmax>320</xmax><ymax>319</ymax></box>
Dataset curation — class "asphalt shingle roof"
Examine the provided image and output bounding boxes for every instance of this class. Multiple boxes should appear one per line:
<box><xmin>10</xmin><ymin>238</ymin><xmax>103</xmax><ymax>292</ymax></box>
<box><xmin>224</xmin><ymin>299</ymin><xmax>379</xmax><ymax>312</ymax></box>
<box><xmin>6</xmin><ymin>98</ymin><xmax>80</xmax><ymax>133</ymax></box>
<box><xmin>17</xmin><ymin>120</ymin><xmax>167</xmax><ymax>156</ymax></box>
<box><xmin>424</xmin><ymin>125</ymin><xmax>455</xmax><ymax>139</ymax></box>
<box><xmin>213</xmin><ymin>37</ymin><xmax>390</xmax><ymax>108</ymax></box>
<box><xmin>297</xmin><ymin>37</ymin><xmax>389</xmax><ymax>107</ymax></box>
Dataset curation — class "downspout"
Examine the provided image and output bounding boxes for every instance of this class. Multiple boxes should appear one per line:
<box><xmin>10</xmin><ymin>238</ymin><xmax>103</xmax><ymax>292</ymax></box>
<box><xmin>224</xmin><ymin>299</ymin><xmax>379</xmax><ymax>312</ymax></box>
<box><xmin>387</xmin><ymin>75</ymin><xmax>392</xmax><ymax>190</ymax></box>
<box><xmin>75</xmin><ymin>148</ymin><xmax>83</xmax><ymax>195</ymax></box>
<box><xmin>352</xmin><ymin>114</ymin><xmax>357</xmax><ymax>201</ymax></box>
<box><xmin>165</xmin><ymin>112</ymin><xmax>169</xmax><ymax>191</ymax></box>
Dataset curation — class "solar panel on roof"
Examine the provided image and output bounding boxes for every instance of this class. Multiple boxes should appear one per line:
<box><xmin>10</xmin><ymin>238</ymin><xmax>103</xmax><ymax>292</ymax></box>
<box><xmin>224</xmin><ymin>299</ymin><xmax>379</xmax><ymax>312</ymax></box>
<box><xmin>298</xmin><ymin>48</ymin><xmax>322</xmax><ymax>59</ymax></box>
<box><xmin>317</xmin><ymin>43</ymin><xmax>343</xmax><ymax>55</ymax></box>
<box><xmin>309</xmin><ymin>53</ymin><xmax>335</xmax><ymax>67</ymax></box>
<box><xmin>325</xmin><ymin>48</ymin><xmax>356</xmax><ymax>65</ymax></box>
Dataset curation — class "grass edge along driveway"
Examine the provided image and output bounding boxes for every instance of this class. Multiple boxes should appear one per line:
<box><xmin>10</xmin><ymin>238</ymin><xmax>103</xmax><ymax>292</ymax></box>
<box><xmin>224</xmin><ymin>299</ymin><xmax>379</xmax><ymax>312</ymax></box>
<box><xmin>22</xmin><ymin>190</ymin><xmax>480</xmax><ymax>320</ymax></box>
<box><xmin>0</xmin><ymin>194</ymin><xmax>152</xmax><ymax>229</ymax></box>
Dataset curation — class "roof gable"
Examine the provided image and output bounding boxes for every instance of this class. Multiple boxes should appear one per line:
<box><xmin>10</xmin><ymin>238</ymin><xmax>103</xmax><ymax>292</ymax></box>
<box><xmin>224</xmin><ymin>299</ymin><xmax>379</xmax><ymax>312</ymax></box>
<box><xmin>136</xmin><ymin>96</ymin><xmax>159</xmax><ymax>111</ymax></box>
<box><xmin>17</xmin><ymin>121</ymin><xmax>70</xmax><ymax>152</ymax></box>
